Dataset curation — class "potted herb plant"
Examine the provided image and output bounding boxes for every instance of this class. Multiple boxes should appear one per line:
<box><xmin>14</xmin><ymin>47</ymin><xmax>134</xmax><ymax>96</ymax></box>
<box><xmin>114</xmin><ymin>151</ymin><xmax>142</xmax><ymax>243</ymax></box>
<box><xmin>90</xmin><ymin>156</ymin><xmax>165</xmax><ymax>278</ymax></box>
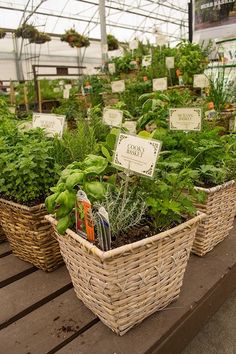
<box><xmin>153</xmin><ymin>127</ymin><xmax>236</xmax><ymax>256</ymax></box>
<box><xmin>0</xmin><ymin>124</ymin><xmax>62</xmax><ymax>271</ymax></box>
<box><xmin>45</xmin><ymin>150</ymin><xmax>204</xmax><ymax>335</ymax></box>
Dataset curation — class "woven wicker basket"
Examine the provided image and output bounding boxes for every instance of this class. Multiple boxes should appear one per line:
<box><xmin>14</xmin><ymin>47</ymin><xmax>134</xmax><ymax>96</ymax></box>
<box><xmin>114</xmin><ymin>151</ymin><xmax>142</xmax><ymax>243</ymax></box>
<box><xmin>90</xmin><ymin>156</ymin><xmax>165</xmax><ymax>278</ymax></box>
<box><xmin>0</xmin><ymin>198</ymin><xmax>63</xmax><ymax>271</ymax></box>
<box><xmin>193</xmin><ymin>180</ymin><xmax>236</xmax><ymax>256</ymax></box>
<box><xmin>46</xmin><ymin>213</ymin><xmax>204</xmax><ymax>335</ymax></box>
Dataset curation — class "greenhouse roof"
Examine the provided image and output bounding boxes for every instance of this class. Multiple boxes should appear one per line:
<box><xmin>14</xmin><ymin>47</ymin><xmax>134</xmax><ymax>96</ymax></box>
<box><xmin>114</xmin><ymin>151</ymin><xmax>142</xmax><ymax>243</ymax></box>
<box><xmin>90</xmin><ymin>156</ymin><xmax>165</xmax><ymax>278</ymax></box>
<box><xmin>0</xmin><ymin>0</ymin><xmax>189</xmax><ymax>44</ymax></box>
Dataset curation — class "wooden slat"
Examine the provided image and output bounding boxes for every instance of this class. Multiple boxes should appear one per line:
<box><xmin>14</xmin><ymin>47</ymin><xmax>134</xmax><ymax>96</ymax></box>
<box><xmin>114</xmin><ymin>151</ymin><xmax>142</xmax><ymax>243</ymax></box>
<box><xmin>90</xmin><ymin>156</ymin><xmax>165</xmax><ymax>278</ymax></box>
<box><xmin>0</xmin><ymin>254</ymin><xmax>36</xmax><ymax>287</ymax></box>
<box><xmin>56</xmin><ymin>227</ymin><xmax>236</xmax><ymax>354</ymax></box>
<box><xmin>0</xmin><ymin>266</ymin><xmax>71</xmax><ymax>326</ymax></box>
<box><xmin>0</xmin><ymin>289</ymin><xmax>96</xmax><ymax>354</ymax></box>
<box><xmin>0</xmin><ymin>242</ymin><xmax>11</xmax><ymax>256</ymax></box>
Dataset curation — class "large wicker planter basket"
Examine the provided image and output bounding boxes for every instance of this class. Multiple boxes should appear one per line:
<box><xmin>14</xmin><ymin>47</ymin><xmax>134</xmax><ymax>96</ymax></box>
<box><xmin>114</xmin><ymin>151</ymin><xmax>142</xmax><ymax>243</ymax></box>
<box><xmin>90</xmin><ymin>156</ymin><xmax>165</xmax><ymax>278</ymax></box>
<box><xmin>46</xmin><ymin>213</ymin><xmax>204</xmax><ymax>335</ymax></box>
<box><xmin>193</xmin><ymin>180</ymin><xmax>236</xmax><ymax>256</ymax></box>
<box><xmin>0</xmin><ymin>198</ymin><xmax>63</xmax><ymax>271</ymax></box>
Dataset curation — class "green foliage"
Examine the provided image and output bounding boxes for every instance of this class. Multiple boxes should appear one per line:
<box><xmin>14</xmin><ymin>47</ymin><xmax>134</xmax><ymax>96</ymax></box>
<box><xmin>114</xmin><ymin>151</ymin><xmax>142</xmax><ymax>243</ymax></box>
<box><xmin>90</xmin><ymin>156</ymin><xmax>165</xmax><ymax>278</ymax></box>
<box><xmin>45</xmin><ymin>154</ymin><xmax>110</xmax><ymax>234</ymax></box>
<box><xmin>94</xmin><ymin>188</ymin><xmax>146</xmax><ymax>238</ymax></box>
<box><xmin>107</xmin><ymin>34</ymin><xmax>119</xmax><ymax>51</ymax></box>
<box><xmin>207</xmin><ymin>67</ymin><xmax>236</xmax><ymax>113</ymax></box>
<box><xmin>176</xmin><ymin>40</ymin><xmax>211</xmax><ymax>84</ymax></box>
<box><xmin>53</xmin><ymin>95</ymin><xmax>86</xmax><ymax>121</ymax></box>
<box><xmin>0</xmin><ymin>129</ymin><xmax>59</xmax><ymax>204</ymax></box>
<box><xmin>141</xmin><ymin>166</ymin><xmax>199</xmax><ymax>231</ymax></box>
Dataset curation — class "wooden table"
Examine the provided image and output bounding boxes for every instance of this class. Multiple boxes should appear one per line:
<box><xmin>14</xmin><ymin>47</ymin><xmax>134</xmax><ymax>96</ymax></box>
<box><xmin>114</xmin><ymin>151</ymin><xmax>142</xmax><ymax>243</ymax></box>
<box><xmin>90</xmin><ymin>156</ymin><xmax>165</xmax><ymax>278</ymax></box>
<box><xmin>1</xmin><ymin>222</ymin><xmax>236</xmax><ymax>354</ymax></box>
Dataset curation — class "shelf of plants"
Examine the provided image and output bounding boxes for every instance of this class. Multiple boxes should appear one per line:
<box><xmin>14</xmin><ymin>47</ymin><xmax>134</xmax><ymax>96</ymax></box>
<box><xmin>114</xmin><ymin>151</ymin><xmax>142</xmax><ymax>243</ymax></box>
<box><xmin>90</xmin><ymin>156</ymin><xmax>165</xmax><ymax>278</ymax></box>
<box><xmin>0</xmin><ymin>39</ymin><xmax>236</xmax><ymax>336</ymax></box>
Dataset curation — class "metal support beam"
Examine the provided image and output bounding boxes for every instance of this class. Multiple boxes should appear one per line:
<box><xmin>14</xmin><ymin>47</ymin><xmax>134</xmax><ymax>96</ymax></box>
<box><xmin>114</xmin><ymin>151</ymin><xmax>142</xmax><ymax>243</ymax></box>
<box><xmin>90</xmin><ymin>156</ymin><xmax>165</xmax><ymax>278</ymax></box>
<box><xmin>99</xmin><ymin>0</ymin><xmax>108</xmax><ymax>65</ymax></box>
<box><xmin>12</xmin><ymin>35</ymin><xmax>24</xmax><ymax>81</ymax></box>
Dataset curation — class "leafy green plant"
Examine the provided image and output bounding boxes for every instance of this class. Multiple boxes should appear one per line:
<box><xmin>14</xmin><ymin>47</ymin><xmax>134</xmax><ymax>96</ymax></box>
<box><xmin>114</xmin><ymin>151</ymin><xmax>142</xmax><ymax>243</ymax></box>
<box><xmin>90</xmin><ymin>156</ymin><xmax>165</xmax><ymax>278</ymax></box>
<box><xmin>45</xmin><ymin>154</ymin><xmax>110</xmax><ymax>234</ymax></box>
<box><xmin>176</xmin><ymin>40</ymin><xmax>211</xmax><ymax>85</ymax></box>
<box><xmin>0</xmin><ymin>29</ymin><xmax>6</xmax><ymax>39</ymax></box>
<box><xmin>107</xmin><ymin>34</ymin><xmax>119</xmax><ymax>51</ymax></box>
<box><xmin>0</xmin><ymin>129</ymin><xmax>59</xmax><ymax>204</ymax></box>
<box><xmin>60</xmin><ymin>28</ymin><xmax>90</xmax><ymax>48</ymax></box>
<box><xmin>53</xmin><ymin>95</ymin><xmax>86</xmax><ymax>121</ymax></box>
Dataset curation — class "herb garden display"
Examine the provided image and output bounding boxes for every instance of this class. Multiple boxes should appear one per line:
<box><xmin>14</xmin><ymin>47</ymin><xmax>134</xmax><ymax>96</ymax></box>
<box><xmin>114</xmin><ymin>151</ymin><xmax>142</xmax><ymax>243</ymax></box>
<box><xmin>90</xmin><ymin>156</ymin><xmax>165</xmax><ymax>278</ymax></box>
<box><xmin>0</xmin><ymin>39</ymin><xmax>236</xmax><ymax>335</ymax></box>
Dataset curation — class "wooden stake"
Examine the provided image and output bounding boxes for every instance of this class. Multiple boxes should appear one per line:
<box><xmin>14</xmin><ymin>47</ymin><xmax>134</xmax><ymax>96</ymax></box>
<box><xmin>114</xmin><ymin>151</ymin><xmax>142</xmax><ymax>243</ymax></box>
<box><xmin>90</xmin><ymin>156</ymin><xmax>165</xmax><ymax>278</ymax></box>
<box><xmin>37</xmin><ymin>80</ymin><xmax>42</xmax><ymax>113</ymax></box>
<box><xmin>23</xmin><ymin>84</ymin><xmax>29</xmax><ymax>112</ymax></box>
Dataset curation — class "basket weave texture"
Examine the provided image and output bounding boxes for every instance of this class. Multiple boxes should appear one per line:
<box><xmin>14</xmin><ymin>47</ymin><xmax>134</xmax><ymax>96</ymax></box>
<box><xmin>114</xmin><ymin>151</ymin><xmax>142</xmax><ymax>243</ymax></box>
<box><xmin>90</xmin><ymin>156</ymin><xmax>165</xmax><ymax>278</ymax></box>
<box><xmin>47</xmin><ymin>213</ymin><xmax>203</xmax><ymax>335</ymax></box>
<box><xmin>193</xmin><ymin>180</ymin><xmax>236</xmax><ymax>256</ymax></box>
<box><xmin>0</xmin><ymin>198</ymin><xmax>63</xmax><ymax>271</ymax></box>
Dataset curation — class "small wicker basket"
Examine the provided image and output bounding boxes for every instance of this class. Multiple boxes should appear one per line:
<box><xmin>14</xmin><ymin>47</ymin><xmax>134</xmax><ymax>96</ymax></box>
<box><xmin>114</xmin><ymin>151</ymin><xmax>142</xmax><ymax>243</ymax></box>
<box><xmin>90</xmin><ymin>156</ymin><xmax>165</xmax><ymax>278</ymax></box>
<box><xmin>46</xmin><ymin>213</ymin><xmax>204</xmax><ymax>335</ymax></box>
<box><xmin>0</xmin><ymin>198</ymin><xmax>63</xmax><ymax>271</ymax></box>
<box><xmin>193</xmin><ymin>180</ymin><xmax>236</xmax><ymax>256</ymax></box>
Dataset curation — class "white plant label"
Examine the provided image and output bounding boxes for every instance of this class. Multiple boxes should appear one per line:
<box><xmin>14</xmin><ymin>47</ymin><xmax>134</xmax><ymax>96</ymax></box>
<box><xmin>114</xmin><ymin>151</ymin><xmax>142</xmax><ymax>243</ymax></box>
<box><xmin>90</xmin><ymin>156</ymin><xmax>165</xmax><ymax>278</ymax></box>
<box><xmin>63</xmin><ymin>88</ymin><xmax>70</xmax><ymax>99</ymax></box>
<box><xmin>129</xmin><ymin>39</ymin><xmax>138</xmax><ymax>50</ymax></box>
<box><xmin>165</xmin><ymin>57</ymin><xmax>175</xmax><ymax>69</ymax></box>
<box><xmin>229</xmin><ymin>116</ymin><xmax>236</xmax><ymax>131</ymax></box>
<box><xmin>53</xmin><ymin>87</ymin><xmax>60</xmax><ymax>93</ymax></box>
<box><xmin>142</xmin><ymin>55</ymin><xmax>152</xmax><ymax>67</ymax></box>
<box><xmin>32</xmin><ymin>113</ymin><xmax>65</xmax><ymax>137</ymax></box>
<box><xmin>64</xmin><ymin>84</ymin><xmax>72</xmax><ymax>90</ymax></box>
<box><xmin>169</xmin><ymin>108</ymin><xmax>202</xmax><ymax>131</ymax></box>
<box><xmin>113</xmin><ymin>133</ymin><xmax>162</xmax><ymax>177</ymax></box>
<box><xmin>122</xmin><ymin>121</ymin><xmax>137</xmax><ymax>134</ymax></box>
<box><xmin>9</xmin><ymin>106</ymin><xmax>16</xmax><ymax>114</ymax></box>
<box><xmin>193</xmin><ymin>74</ymin><xmax>209</xmax><ymax>88</ymax></box>
<box><xmin>103</xmin><ymin>108</ymin><xmax>123</xmax><ymax>127</ymax></box>
<box><xmin>108</xmin><ymin>63</ymin><xmax>116</xmax><ymax>74</ymax></box>
<box><xmin>153</xmin><ymin>77</ymin><xmax>168</xmax><ymax>91</ymax></box>
<box><xmin>111</xmin><ymin>80</ymin><xmax>125</xmax><ymax>93</ymax></box>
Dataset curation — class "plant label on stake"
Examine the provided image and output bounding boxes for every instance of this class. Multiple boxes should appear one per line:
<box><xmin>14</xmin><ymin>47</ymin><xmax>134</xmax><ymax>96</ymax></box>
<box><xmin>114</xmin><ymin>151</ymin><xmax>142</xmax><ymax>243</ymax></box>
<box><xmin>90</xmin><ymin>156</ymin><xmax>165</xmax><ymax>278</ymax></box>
<box><xmin>129</xmin><ymin>40</ymin><xmax>138</xmax><ymax>50</ymax></box>
<box><xmin>169</xmin><ymin>108</ymin><xmax>202</xmax><ymax>132</ymax></box>
<box><xmin>142</xmin><ymin>55</ymin><xmax>152</xmax><ymax>67</ymax></box>
<box><xmin>111</xmin><ymin>80</ymin><xmax>125</xmax><ymax>93</ymax></box>
<box><xmin>165</xmin><ymin>57</ymin><xmax>175</xmax><ymax>69</ymax></box>
<box><xmin>32</xmin><ymin>113</ymin><xmax>65</xmax><ymax>137</ymax></box>
<box><xmin>153</xmin><ymin>77</ymin><xmax>168</xmax><ymax>91</ymax></box>
<box><xmin>103</xmin><ymin>108</ymin><xmax>123</xmax><ymax>127</ymax></box>
<box><xmin>113</xmin><ymin>133</ymin><xmax>162</xmax><ymax>177</ymax></box>
<box><xmin>122</xmin><ymin>120</ymin><xmax>137</xmax><ymax>133</ymax></box>
<box><xmin>63</xmin><ymin>88</ymin><xmax>70</xmax><ymax>99</ymax></box>
<box><xmin>108</xmin><ymin>63</ymin><xmax>116</xmax><ymax>74</ymax></box>
<box><xmin>65</xmin><ymin>84</ymin><xmax>72</xmax><ymax>90</ymax></box>
<box><xmin>193</xmin><ymin>74</ymin><xmax>209</xmax><ymax>88</ymax></box>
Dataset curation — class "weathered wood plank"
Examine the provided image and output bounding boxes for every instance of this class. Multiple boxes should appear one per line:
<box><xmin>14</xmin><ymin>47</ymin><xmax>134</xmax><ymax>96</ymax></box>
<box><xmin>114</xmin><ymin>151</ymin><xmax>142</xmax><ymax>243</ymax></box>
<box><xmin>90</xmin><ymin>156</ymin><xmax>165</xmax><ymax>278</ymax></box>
<box><xmin>0</xmin><ymin>254</ymin><xmax>36</xmax><ymax>287</ymax></box>
<box><xmin>0</xmin><ymin>265</ymin><xmax>71</xmax><ymax>327</ymax></box>
<box><xmin>0</xmin><ymin>289</ymin><xmax>96</xmax><ymax>354</ymax></box>
<box><xmin>57</xmin><ymin>226</ymin><xmax>236</xmax><ymax>354</ymax></box>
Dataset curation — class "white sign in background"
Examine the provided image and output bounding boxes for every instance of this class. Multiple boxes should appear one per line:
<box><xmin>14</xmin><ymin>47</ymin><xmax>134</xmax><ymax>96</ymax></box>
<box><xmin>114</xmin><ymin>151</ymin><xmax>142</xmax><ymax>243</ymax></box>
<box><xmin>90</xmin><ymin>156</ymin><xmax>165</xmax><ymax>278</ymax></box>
<box><xmin>32</xmin><ymin>113</ymin><xmax>65</xmax><ymax>137</ymax></box>
<box><xmin>63</xmin><ymin>88</ymin><xmax>70</xmax><ymax>99</ymax></box>
<box><xmin>153</xmin><ymin>77</ymin><xmax>168</xmax><ymax>91</ymax></box>
<box><xmin>165</xmin><ymin>57</ymin><xmax>175</xmax><ymax>69</ymax></box>
<box><xmin>129</xmin><ymin>39</ymin><xmax>138</xmax><ymax>50</ymax></box>
<box><xmin>113</xmin><ymin>133</ymin><xmax>162</xmax><ymax>177</ymax></box>
<box><xmin>111</xmin><ymin>80</ymin><xmax>125</xmax><ymax>93</ymax></box>
<box><xmin>193</xmin><ymin>74</ymin><xmax>209</xmax><ymax>88</ymax></box>
<box><xmin>169</xmin><ymin>108</ymin><xmax>202</xmax><ymax>131</ymax></box>
<box><xmin>103</xmin><ymin>108</ymin><xmax>123</xmax><ymax>127</ymax></box>
<box><xmin>142</xmin><ymin>55</ymin><xmax>152</xmax><ymax>67</ymax></box>
<box><xmin>108</xmin><ymin>63</ymin><xmax>116</xmax><ymax>75</ymax></box>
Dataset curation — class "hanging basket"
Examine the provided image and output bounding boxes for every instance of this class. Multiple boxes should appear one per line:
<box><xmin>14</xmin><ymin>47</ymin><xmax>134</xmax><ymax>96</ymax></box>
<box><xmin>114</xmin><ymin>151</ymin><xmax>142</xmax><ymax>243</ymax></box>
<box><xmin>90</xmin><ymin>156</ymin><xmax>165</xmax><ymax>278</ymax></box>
<box><xmin>0</xmin><ymin>198</ymin><xmax>63</xmax><ymax>271</ymax></box>
<box><xmin>0</xmin><ymin>29</ymin><xmax>6</xmax><ymax>39</ymax></box>
<box><xmin>46</xmin><ymin>213</ymin><xmax>204</xmax><ymax>335</ymax></box>
<box><xmin>15</xmin><ymin>24</ymin><xmax>38</xmax><ymax>39</ymax></box>
<box><xmin>193</xmin><ymin>180</ymin><xmax>236</xmax><ymax>256</ymax></box>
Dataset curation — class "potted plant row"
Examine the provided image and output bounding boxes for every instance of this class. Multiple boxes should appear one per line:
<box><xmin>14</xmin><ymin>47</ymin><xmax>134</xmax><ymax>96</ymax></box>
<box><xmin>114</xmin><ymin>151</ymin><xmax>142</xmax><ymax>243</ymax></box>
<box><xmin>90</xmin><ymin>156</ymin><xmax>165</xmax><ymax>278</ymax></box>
<box><xmin>152</xmin><ymin>125</ymin><xmax>236</xmax><ymax>256</ymax></box>
<box><xmin>45</xmin><ymin>137</ymin><xmax>205</xmax><ymax>335</ymax></box>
